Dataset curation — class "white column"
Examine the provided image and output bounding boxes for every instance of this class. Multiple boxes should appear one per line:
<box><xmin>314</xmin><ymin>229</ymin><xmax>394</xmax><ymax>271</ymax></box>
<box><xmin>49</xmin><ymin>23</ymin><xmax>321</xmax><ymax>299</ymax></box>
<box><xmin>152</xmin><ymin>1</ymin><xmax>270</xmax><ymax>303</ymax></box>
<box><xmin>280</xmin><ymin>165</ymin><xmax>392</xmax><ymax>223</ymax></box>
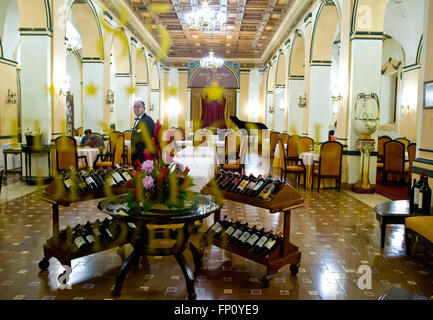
<box><xmin>288</xmin><ymin>79</ymin><xmax>305</xmax><ymax>134</ymax></box>
<box><xmin>20</xmin><ymin>34</ymin><xmax>52</xmax><ymax>144</ymax></box>
<box><xmin>82</xmin><ymin>61</ymin><xmax>104</xmax><ymax>133</ymax></box>
<box><xmin>113</xmin><ymin>74</ymin><xmax>132</xmax><ymax>131</ymax></box>
<box><xmin>347</xmin><ymin>38</ymin><xmax>383</xmax><ymax>184</ymax></box>
<box><xmin>274</xmin><ymin>87</ymin><xmax>285</xmax><ymax>132</ymax></box>
<box><xmin>136</xmin><ymin>84</ymin><xmax>148</xmax><ymax>107</ymax></box>
<box><xmin>308</xmin><ymin>65</ymin><xmax>333</xmax><ymax>142</ymax></box>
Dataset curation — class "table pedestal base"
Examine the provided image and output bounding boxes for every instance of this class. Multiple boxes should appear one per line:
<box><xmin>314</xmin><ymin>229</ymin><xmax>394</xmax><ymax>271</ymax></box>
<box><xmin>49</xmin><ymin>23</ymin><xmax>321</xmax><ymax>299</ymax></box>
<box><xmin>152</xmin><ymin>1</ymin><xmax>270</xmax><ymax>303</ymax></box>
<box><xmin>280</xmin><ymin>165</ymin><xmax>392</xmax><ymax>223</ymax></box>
<box><xmin>353</xmin><ymin>138</ymin><xmax>376</xmax><ymax>194</ymax></box>
<box><xmin>111</xmin><ymin>225</ymin><xmax>202</xmax><ymax>300</ymax></box>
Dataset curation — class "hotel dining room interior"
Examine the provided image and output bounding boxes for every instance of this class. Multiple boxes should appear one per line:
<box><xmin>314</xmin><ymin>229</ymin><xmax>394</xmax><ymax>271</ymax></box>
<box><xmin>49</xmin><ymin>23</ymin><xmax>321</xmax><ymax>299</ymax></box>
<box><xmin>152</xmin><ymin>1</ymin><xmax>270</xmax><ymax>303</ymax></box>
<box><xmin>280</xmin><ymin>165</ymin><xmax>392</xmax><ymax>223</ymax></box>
<box><xmin>1</xmin><ymin>0</ymin><xmax>433</xmax><ymax>303</ymax></box>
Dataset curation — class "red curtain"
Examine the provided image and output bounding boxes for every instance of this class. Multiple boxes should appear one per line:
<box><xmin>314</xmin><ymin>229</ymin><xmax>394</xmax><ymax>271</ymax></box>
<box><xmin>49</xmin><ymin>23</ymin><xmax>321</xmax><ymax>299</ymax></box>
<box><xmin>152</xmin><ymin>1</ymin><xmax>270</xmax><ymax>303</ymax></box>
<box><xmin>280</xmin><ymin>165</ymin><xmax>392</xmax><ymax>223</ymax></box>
<box><xmin>201</xmin><ymin>98</ymin><xmax>226</xmax><ymax>128</ymax></box>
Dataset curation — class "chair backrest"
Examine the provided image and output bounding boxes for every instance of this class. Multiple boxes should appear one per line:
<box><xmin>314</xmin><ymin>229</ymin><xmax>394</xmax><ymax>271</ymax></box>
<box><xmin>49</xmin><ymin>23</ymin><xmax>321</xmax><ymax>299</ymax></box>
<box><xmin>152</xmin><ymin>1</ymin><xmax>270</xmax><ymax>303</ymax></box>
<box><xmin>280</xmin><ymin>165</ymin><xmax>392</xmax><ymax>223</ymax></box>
<box><xmin>319</xmin><ymin>141</ymin><xmax>343</xmax><ymax>177</ymax></box>
<box><xmin>279</xmin><ymin>133</ymin><xmax>290</xmax><ymax>145</ymax></box>
<box><xmin>112</xmin><ymin>135</ymin><xmax>125</xmax><ymax>166</ymax></box>
<box><xmin>395</xmin><ymin>137</ymin><xmax>410</xmax><ymax>151</ymax></box>
<box><xmin>178</xmin><ymin>127</ymin><xmax>185</xmax><ymax>140</ymax></box>
<box><xmin>238</xmin><ymin>136</ymin><xmax>248</xmax><ymax>165</ymax></box>
<box><xmin>378</xmin><ymin>136</ymin><xmax>392</xmax><ymax>159</ymax></box>
<box><xmin>278</xmin><ymin>138</ymin><xmax>286</xmax><ymax>169</ymax></box>
<box><xmin>55</xmin><ymin>136</ymin><xmax>78</xmax><ymax>171</ymax></box>
<box><xmin>73</xmin><ymin>128</ymin><xmax>78</xmax><ymax>136</ymax></box>
<box><xmin>384</xmin><ymin>140</ymin><xmax>405</xmax><ymax>173</ymax></box>
<box><xmin>77</xmin><ymin>127</ymin><xmax>83</xmax><ymax>136</ymax></box>
<box><xmin>299</xmin><ymin>137</ymin><xmax>314</xmax><ymax>154</ymax></box>
<box><xmin>270</xmin><ymin>131</ymin><xmax>280</xmax><ymax>154</ymax></box>
<box><xmin>109</xmin><ymin>131</ymin><xmax>122</xmax><ymax>153</ymax></box>
<box><xmin>225</xmin><ymin>132</ymin><xmax>241</xmax><ymax>159</ymax></box>
<box><xmin>407</xmin><ymin>143</ymin><xmax>416</xmax><ymax>168</ymax></box>
<box><xmin>173</xmin><ymin>128</ymin><xmax>183</xmax><ymax>143</ymax></box>
<box><xmin>123</xmin><ymin>130</ymin><xmax>132</xmax><ymax>141</ymax></box>
<box><xmin>287</xmin><ymin>135</ymin><xmax>300</xmax><ymax>158</ymax></box>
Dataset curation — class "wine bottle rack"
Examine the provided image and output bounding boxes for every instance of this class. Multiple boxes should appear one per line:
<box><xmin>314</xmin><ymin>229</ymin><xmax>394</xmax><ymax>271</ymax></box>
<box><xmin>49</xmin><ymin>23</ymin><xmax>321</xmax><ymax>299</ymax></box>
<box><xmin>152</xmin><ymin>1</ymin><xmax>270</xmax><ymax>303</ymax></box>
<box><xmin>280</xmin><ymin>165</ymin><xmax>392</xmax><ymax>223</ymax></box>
<box><xmin>200</xmin><ymin>182</ymin><xmax>304</xmax><ymax>288</ymax></box>
<box><xmin>38</xmin><ymin>178</ymin><xmax>134</xmax><ymax>275</ymax></box>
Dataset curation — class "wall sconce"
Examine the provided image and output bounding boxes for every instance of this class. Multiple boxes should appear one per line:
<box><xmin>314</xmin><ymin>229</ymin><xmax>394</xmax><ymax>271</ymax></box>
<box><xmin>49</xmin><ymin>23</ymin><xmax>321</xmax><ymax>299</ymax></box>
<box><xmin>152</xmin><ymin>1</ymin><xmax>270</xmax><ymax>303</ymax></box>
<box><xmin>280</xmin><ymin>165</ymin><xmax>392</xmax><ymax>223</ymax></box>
<box><xmin>7</xmin><ymin>89</ymin><xmax>17</xmax><ymax>104</ymax></box>
<box><xmin>298</xmin><ymin>93</ymin><xmax>307</xmax><ymax>108</ymax></box>
<box><xmin>279</xmin><ymin>103</ymin><xmax>286</xmax><ymax>111</ymax></box>
<box><xmin>58</xmin><ymin>88</ymin><xmax>70</xmax><ymax>97</ymax></box>
<box><xmin>149</xmin><ymin>103</ymin><xmax>155</xmax><ymax>111</ymax></box>
<box><xmin>65</xmin><ymin>39</ymin><xmax>81</xmax><ymax>54</ymax></box>
<box><xmin>332</xmin><ymin>94</ymin><xmax>343</xmax><ymax>102</ymax></box>
<box><xmin>107</xmin><ymin>89</ymin><xmax>115</xmax><ymax>105</ymax></box>
<box><xmin>268</xmin><ymin>104</ymin><xmax>274</xmax><ymax>114</ymax></box>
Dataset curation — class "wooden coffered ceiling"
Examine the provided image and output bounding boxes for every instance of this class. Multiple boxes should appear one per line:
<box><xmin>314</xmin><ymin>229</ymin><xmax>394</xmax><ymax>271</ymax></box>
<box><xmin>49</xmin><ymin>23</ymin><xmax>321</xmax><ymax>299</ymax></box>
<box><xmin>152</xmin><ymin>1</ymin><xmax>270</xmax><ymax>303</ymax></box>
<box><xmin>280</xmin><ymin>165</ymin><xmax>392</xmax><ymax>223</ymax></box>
<box><xmin>126</xmin><ymin>0</ymin><xmax>295</xmax><ymax>61</ymax></box>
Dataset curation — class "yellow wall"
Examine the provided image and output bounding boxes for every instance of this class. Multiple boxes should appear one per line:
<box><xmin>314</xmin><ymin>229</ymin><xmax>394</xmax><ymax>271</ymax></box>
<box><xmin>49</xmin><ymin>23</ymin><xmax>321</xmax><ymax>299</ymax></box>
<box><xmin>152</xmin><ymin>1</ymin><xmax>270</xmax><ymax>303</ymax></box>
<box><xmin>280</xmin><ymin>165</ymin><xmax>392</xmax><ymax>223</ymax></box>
<box><xmin>239</xmin><ymin>71</ymin><xmax>250</xmax><ymax>121</ymax></box>
<box><xmin>178</xmin><ymin>70</ymin><xmax>188</xmax><ymax>128</ymax></box>
<box><xmin>0</xmin><ymin>62</ymin><xmax>18</xmax><ymax>142</ymax></box>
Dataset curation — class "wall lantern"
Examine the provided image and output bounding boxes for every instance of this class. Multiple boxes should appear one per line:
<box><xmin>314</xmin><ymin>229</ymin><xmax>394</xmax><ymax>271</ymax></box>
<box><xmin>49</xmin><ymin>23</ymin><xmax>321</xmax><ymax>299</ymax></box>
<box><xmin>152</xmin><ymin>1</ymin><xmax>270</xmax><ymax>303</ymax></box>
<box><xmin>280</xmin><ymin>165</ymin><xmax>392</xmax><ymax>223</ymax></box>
<box><xmin>107</xmin><ymin>89</ymin><xmax>115</xmax><ymax>105</ymax></box>
<box><xmin>7</xmin><ymin>89</ymin><xmax>17</xmax><ymax>104</ymax></box>
<box><xmin>298</xmin><ymin>93</ymin><xmax>307</xmax><ymax>108</ymax></box>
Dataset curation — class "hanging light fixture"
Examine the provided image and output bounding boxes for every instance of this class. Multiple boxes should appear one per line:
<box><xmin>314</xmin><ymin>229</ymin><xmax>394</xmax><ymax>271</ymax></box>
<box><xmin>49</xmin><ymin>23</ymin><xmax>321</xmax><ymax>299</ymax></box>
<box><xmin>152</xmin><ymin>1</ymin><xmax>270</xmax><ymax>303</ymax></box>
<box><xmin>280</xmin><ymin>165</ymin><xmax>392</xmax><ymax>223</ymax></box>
<box><xmin>200</xmin><ymin>52</ymin><xmax>224</xmax><ymax>71</ymax></box>
<box><xmin>185</xmin><ymin>1</ymin><xmax>227</xmax><ymax>31</ymax></box>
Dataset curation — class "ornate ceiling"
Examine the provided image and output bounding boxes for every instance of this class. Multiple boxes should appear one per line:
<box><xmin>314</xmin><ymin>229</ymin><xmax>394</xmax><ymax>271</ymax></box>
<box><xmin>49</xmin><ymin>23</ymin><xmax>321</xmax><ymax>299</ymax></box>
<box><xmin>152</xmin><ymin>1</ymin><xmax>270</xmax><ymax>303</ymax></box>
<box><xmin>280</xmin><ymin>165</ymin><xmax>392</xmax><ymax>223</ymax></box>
<box><xmin>126</xmin><ymin>0</ymin><xmax>295</xmax><ymax>60</ymax></box>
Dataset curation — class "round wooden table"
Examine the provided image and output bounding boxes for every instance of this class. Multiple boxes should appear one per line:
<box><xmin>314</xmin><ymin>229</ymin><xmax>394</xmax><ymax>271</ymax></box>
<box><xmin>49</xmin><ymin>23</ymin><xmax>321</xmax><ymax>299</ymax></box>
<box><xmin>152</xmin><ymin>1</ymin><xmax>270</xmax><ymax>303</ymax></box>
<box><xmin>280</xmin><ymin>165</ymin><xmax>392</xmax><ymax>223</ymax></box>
<box><xmin>98</xmin><ymin>194</ymin><xmax>221</xmax><ymax>300</ymax></box>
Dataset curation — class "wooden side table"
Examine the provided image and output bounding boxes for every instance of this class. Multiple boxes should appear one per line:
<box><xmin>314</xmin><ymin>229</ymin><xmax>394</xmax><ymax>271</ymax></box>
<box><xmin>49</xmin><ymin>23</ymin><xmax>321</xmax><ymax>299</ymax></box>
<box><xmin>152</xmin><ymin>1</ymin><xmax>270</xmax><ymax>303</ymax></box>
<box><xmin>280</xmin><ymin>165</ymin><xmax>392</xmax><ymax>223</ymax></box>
<box><xmin>21</xmin><ymin>145</ymin><xmax>52</xmax><ymax>185</ymax></box>
<box><xmin>2</xmin><ymin>148</ymin><xmax>23</xmax><ymax>180</ymax></box>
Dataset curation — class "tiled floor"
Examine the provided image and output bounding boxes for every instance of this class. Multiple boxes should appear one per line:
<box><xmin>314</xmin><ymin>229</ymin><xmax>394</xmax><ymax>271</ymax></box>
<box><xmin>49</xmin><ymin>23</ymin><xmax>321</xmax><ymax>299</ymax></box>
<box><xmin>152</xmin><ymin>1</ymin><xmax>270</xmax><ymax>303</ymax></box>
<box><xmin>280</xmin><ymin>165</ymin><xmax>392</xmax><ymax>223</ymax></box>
<box><xmin>0</xmin><ymin>171</ymin><xmax>433</xmax><ymax>300</ymax></box>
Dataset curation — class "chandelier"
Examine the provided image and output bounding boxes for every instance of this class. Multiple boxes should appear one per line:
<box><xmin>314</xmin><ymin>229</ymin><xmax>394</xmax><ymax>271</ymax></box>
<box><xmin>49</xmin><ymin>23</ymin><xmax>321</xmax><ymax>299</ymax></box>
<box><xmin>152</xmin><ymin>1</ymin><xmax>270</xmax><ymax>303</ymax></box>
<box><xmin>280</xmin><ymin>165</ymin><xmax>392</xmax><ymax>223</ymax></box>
<box><xmin>185</xmin><ymin>1</ymin><xmax>227</xmax><ymax>31</ymax></box>
<box><xmin>200</xmin><ymin>52</ymin><xmax>224</xmax><ymax>71</ymax></box>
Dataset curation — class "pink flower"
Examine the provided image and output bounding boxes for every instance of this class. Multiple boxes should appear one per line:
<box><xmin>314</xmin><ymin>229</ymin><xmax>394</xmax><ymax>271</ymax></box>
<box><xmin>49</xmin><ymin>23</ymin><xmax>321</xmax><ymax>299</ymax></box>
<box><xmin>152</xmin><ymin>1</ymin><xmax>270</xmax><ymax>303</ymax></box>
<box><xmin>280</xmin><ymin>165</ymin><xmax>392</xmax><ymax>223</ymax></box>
<box><xmin>142</xmin><ymin>176</ymin><xmax>154</xmax><ymax>190</ymax></box>
<box><xmin>140</xmin><ymin>160</ymin><xmax>154</xmax><ymax>174</ymax></box>
<box><xmin>176</xmin><ymin>162</ymin><xmax>185</xmax><ymax>171</ymax></box>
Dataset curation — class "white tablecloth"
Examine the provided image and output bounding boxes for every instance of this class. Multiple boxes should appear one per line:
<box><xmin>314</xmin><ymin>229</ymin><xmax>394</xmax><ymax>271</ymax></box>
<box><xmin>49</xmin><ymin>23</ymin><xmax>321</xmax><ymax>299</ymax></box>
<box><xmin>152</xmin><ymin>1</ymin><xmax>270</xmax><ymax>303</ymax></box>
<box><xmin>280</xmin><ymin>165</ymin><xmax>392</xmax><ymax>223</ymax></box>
<box><xmin>299</xmin><ymin>152</ymin><xmax>320</xmax><ymax>166</ymax></box>
<box><xmin>174</xmin><ymin>146</ymin><xmax>219</xmax><ymax>192</ymax></box>
<box><xmin>274</xmin><ymin>143</ymin><xmax>287</xmax><ymax>159</ymax></box>
<box><xmin>1</xmin><ymin>144</ymin><xmax>21</xmax><ymax>170</ymax></box>
<box><xmin>77</xmin><ymin>148</ymin><xmax>100</xmax><ymax>168</ymax></box>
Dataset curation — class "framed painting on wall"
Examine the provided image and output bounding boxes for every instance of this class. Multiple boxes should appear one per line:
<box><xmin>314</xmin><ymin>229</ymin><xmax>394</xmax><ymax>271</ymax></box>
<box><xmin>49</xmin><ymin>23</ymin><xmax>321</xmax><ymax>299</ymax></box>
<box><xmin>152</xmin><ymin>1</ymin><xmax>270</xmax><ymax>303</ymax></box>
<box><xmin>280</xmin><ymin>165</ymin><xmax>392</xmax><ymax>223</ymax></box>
<box><xmin>424</xmin><ymin>80</ymin><xmax>433</xmax><ymax>109</ymax></box>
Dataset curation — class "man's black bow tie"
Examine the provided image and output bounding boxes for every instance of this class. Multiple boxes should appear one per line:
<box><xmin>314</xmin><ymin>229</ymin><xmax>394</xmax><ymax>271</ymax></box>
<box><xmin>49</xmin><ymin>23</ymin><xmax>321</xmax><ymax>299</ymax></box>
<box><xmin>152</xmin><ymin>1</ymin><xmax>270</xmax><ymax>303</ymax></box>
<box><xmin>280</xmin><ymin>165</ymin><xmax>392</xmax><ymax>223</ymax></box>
<box><xmin>135</xmin><ymin>118</ymin><xmax>140</xmax><ymax>121</ymax></box>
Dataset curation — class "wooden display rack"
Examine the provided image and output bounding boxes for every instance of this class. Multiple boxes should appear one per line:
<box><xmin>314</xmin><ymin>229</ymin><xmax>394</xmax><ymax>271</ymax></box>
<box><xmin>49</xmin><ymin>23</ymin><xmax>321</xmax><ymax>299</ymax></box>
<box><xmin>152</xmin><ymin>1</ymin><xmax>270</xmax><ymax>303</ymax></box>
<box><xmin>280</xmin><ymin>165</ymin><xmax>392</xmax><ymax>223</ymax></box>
<box><xmin>200</xmin><ymin>183</ymin><xmax>304</xmax><ymax>287</ymax></box>
<box><xmin>38</xmin><ymin>178</ymin><xmax>132</xmax><ymax>273</ymax></box>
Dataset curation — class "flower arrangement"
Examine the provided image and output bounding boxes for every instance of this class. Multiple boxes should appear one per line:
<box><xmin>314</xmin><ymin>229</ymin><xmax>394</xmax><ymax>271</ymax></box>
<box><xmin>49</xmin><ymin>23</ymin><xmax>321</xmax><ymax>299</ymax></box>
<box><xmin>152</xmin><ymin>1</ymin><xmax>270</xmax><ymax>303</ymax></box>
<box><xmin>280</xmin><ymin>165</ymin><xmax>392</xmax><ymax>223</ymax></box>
<box><xmin>124</xmin><ymin>120</ymin><xmax>196</xmax><ymax>215</ymax></box>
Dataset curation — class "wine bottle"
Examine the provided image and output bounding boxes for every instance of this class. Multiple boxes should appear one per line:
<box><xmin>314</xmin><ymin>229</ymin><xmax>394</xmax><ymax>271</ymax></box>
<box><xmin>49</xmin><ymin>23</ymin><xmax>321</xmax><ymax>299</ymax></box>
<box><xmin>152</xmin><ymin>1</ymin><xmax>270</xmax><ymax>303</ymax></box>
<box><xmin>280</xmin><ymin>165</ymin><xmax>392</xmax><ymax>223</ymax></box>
<box><xmin>214</xmin><ymin>169</ymin><xmax>227</xmax><ymax>183</ymax></box>
<box><xmin>233</xmin><ymin>175</ymin><xmax>252</xmax><ymax>193</ymax></box>
<box><xmin>414</xmin><ymin>172</ymin><xmax>426</xmax><ymax>212</ymax></box>
<box><xmin>108</xmin><ymin>167</ymin><xmax>126</xmax><ymax>187</ymax></box>
<box><xmin>419</xmin><ymin>177</ymin><xmax>432</xmax><ymax>215</ymax></box>
<box><xmin>220</xmin><ymin>173</ymin><xmax>236</xmax><ymax>190</ymax></box>
<box><xmin>259</xmin><ymin>232</ymin><xmax>283</xmax><ymax>256</ymax></box>
<box><xmin>72</xmin><ymin>224</ymin><xmax>90</xmax><ymax>250</ymax></box>
<box><xmin>217</xmin><ymin>171</ymin><xmax>231</xmax><ymax>188</ymax></box>
<box><xmin>60</xmin><ymin>170</ymin><xmax>74</xmax><ymax>190</ymax></box>
<box><xmin>244</xmin><ymin>175</ymin><xmax>261</xmax><ymax>196</ymax></box>
<box><xmin>251</xmin><ymin>175</ymin><xmax>273</xmax><ymax>198</ymax></box>
<box><xmin>258</xmin><ymin>179</ymin><xmax>282</xmax><ymax>201</ymax></box>
<box><xmin>100</xmin><ymin>218</ymin><xmax>114</xmax><ymax>242</ymax></box>
<box><xmin>91</xmin><ymin>219</ymin><xmax>106</xmax><ymax>243</ymax></box>
<box><xmin>206</xmin><ymin>215</ymin><xmax>228</xmax><ymax>238</ymax></box>
<box><xmin>409</xmin><ymin>178</ymin><xmax>417</xmax><ymax>213</ymax></box>
<box><xmin>243</xmin><ymin>226</ymin><xmax>265</xmax><ymax>250</ymax></box>
<box><xmin>82</xmin><ymin>170</ymin><xmax>99</xmax><ymax>191</ymax></box>
<box><xmin>115</xmin><ymin>164</ymin><xmax>129</xmax><ymax>182</ymax></box>
<box><xmin>251</xmin><ymin>230</ymin><xmax>274</xmax><ymax>253</ymax></box>
<box><xmin>89</xmin><ymin>168</ymin><xmax>104</xmax><ymax>189</ymax></box>
<box><xmin>120</xmin><ymin>167</ymin><xmax>133</xmax><ymax>182</ymax></box>
<box><xmin>69</xmin><ymin>166</ymin><xmax>87</xmax><ymax>192</ymax></box>
<box><xmin>234</xmin><ymin>225</ymin><xmax>256</xmax><ymax>247</ymax></box>
<box><xmin>219</xmin><ymin>220</ymin><xmax>241</xmax><ymax>241</ymax></box>
<box><xmin>100</xmin><ymin>168</ymin><xmax>117</xmax><ymax>188</ymax></box>
<box><xmin>225</xmin><ymin>173</ymin><xmax>242</xmax><ymax>192</ymax></box>
<box><xmin>213</xmin><ymin>216</ymin><xmax>231</xmax><ymax>239</ymax></box>
<box><xmin>229</xmin><ymin>223</ymin><xmax>249</xmax><ymax>244</ymax></box>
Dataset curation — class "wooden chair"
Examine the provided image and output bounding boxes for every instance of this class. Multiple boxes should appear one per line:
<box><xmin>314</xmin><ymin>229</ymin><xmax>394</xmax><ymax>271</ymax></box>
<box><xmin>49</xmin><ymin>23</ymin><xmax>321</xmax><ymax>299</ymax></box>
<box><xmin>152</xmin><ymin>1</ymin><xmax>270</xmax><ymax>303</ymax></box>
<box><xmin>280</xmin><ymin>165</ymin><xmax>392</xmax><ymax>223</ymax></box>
<box><xmin>76</xmin><ymin>127</ymin><xmax>84</xmax><ymax>136</ymax></box>
<box><xmin>396</xmin><ymin>137</ymin><xmax>410</xmax><ymax>151</ymax></box>
<box><xmin>286</xmin><ymin>135</ymin><xmax>301</xmax><ymax>166</ymax></box>
<box><xmin>73</xmin><ymin>128</ymin><xmax>78</xmax><ymax>137</ymax></box>
<box><xmin>222</xmin><ymin>134</ymin><xmax>247</xmax><ymax>174</ymax></box>
<box><xmin>94</xmin><ymin>135</ymin><xmax>124</xmax><ymax>169</ymax></box>
<box><xmin>279</xmin><ymin>133</ymin><xmax>290</xmax><ymax>145</ymax></box>
<box><xmin>270</xmin><ymin>131</ymin><xmax>280</xmax><ymax>158</ymax></box>
<box><xmin>407</xmin><ymin>143</ymin><xmax>416</xmax><ymax>190</ymax></box>
<box><xmin>312</xmin><ymin>141</ymin><xmax>343</xmax><ymax>192</ymax></box>
<box><xmin>377</xmin><ymin>136</ymin><xmax>392</xmax><ymax>167</ymax></box>
<box><xmin>55</xmin><ymin>136</ymin><xmax>88</xmax><ymax>171</ymax></box>
<box><xmin>278</xmin><ymin>138</ymin><xmax>306</xmax><ymax>186</ymax></box>
<box><xmin>298</xmin><ymin>137</ymin><xmax>314</xmax><ymax>154</ymax></box>
<box><xmin>383</xmin><ymin>140</ymin><xmax>407</xmax><ymax>185</ymax></box>
<box><xmin>108</xmin><ymin>131</ymin><xmax>125</xmax><ymax>163</ymax></box>
<box><xmin>123</xmin><ymin>130</ymin><xmax>132</xmax><ymax>141</ymax></box>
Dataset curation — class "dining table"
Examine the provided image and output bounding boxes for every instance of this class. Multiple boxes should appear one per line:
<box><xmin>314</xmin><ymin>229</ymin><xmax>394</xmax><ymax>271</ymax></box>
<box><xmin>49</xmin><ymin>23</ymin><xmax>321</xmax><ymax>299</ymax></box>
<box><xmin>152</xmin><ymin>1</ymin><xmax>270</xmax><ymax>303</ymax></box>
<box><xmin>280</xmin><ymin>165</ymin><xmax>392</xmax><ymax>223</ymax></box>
<box><xmin>298</xmin><ymin>151</ymin><xmax>337</xmax><ymax>189</ymax></box>
<box><xmin>77</xmin><ymin>147</ymin><xmax>100</xmax><ymax>168</ymax></box>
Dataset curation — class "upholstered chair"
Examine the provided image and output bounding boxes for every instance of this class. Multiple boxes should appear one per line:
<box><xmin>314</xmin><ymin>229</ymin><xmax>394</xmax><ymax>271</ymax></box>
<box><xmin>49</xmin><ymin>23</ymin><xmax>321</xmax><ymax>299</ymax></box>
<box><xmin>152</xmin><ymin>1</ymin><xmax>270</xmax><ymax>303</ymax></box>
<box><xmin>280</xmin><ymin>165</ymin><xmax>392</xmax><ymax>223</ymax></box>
<box><xmin>312</xmin><ymin>141</ymin><xmax>343</xmax><ymax>192</ymax></box>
